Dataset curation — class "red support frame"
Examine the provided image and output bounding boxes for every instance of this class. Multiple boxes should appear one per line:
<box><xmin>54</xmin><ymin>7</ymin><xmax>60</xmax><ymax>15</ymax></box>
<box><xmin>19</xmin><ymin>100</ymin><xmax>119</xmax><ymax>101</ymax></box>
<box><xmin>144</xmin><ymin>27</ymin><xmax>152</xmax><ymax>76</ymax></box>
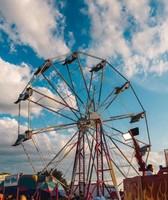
<box><xmin>68</xmin><ymin>119</ymin><xmax>120</xmax><ymax>199</ymax></box>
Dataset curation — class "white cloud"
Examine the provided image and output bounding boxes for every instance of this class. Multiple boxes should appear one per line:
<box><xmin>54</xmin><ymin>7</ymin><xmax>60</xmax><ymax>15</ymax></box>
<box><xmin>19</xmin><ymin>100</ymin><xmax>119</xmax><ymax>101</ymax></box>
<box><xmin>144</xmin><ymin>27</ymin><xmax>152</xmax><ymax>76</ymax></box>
<box><xmin>132</xmin><ymin>21</ymin><xmax>168</xmax><ymax>60</ymax></box>
<box><xmin>84</xmin><ymin>0</ymin><xmax>168</xmax><ymax>92</ymax></box>
<box><xmin>124</xmin><ymin>0</ymin><xmax>150</xmax><ymax>24</ymax></box>
<box><xmin>0</xmin><ymin>117</ymin><xmax>19</xmax><ymax>145</ymax></box>
<box><xmin>67</xmin><ymin>32</ymin><xmax>75</xmax><ymax>48</ymax></box>
<box><xmin>0</xmin><ymin>58</ymin><xmax>31</xmax><ymax>116</ymax></box>
<box><xmin>9</xmin><ymin>42</ymin><xmax>17</xmax><ymax>53</ymax></box>
<box><xmin>0</xmin><ymin>0</ymin><xmax>69</xmax><ymax>58</ymax></box>
<box><xmin>85</xmin><ymin>0</ymin><xmax>131</xmax><ymax>60</ymax></box>
<box><xmin>147</xmin><ymin>151</ymin><xmax>165</xmax><ymax>173</ymax></box>
<box><xmin>0</xmin><ymin>117</ymin><xmax>29</xmax><ymax>172</ymax></box>
<box><xmin>132</xmin><ymin>28</ymin><xmax>157</xmax><ymax>57</ymax></box>
<box><xmin>126</xmin><ymin>21</ymin><xmax>168</xmax><ymax>78</ymax></box>
<box><xmin>58</xmin><ymin>0</ymin><xmax>66</xmax><ymax>9</ymax></box>
<box><xmin>149</xmin><ymin>60</ymin><xmax>168</xmax><ymax>75</ymax></box>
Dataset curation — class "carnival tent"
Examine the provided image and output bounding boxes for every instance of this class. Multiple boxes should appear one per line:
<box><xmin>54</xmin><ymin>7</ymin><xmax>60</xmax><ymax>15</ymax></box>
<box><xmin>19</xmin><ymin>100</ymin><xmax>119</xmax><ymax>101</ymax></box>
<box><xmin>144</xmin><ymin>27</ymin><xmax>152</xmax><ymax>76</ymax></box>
<box><xmin>19</xmin><ymin>174</ymin><xmax>38</xmax><ymax>192</ymax></box>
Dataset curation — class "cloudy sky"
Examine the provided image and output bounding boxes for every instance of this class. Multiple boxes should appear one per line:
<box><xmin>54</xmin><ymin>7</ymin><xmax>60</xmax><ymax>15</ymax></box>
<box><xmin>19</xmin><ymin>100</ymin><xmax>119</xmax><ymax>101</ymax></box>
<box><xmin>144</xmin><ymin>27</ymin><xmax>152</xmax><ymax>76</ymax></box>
<box><xmin>1</xmin><ymin>0</ymin><xmax>168</xmax><ymax>181</ymax></box>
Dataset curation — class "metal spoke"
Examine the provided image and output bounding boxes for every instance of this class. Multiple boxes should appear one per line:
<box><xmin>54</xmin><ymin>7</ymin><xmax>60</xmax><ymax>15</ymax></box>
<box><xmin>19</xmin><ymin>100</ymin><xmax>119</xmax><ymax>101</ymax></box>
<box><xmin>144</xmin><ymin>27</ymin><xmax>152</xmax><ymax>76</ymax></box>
<box><xmin>43</xmin><ymin>130</ymin><xmax>78</xmax><ymax>173</ymax></box>
<box><xmin>33</xmin><ymin>89</ymin><xmax>80</xmax><ymax>114</ymax></box>
<box><xmin>98</xmin><ymin>88</ymin><xmax>116</xmax><ymax>109</ymax></box>
<box><xmin>86</xmin><ymin>72</ymin><xmax>94</xmax><ymax>116</ymax></box>
<box><xmin>65</xmin><ymin>64</ymin><xmax>83</xmax><ymax>117</ymax></box>
<box><xmin>29</xmin><ymin>99</ymin><xmax>76</xmax><ymax>122</ymax></box>
<box><xmin>31</xmin><ymin>123</ymin><xmax>77</xmax><ymax>135</ymax></box>
<box><xmin>77</xmin><ymin>56</ymin><xmax>91</xmax><ymax>104</ymax></box>
<box><xmin>103</xmin><ymin>113</ymin><xmax>140</xmax><ymax>122</ymax></box>
<box><xmin>42</xmin><ymin>73</ymin><xmax>79</xmax><ymax>119</ymax></box>
<box><xmin>100</xmin><ymin>93</ymin><xmax>119</xmax><ymax>115</ymax></box>
<box><xmin>50</xmin><ymin>62</ymin><xmax>86</xmax><ymax>108</ymax></box>
<box><xmin>97</xmin><ymin>68</ymin><xmax>104</xmax><ymax>110</ymax></box>
<box><xmin>106</xmin><ymin>135</ymin><xmax>140</xmax><ymax>175</ymax></box>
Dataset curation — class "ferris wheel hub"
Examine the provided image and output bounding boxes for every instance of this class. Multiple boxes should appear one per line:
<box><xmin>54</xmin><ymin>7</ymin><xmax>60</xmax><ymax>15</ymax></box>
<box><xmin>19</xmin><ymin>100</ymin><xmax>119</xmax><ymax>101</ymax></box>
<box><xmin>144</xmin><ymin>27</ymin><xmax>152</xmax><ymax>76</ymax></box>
<box><xmin>90</xmin><ymin>112</ymin><xmax>103</xmax><ymax>126</ymax></box>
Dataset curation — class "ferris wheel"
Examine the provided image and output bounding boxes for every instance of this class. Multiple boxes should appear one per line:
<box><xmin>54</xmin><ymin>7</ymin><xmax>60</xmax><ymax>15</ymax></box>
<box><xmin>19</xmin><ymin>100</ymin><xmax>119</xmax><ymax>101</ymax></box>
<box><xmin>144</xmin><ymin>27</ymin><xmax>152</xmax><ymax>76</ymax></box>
<box><xmin>13</xmin><ymin>51</ymin><xmax>151</xmax><ymax>199</ymax></box>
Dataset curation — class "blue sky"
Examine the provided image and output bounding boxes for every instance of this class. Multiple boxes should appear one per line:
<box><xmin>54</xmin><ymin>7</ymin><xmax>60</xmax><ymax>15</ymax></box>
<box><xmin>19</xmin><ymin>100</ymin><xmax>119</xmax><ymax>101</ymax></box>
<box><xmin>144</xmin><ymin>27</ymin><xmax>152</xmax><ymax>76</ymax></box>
<box><xmin>0</xmin><ymin>0</ymin><xmax>168</xmax><ymax>178</ymax></box>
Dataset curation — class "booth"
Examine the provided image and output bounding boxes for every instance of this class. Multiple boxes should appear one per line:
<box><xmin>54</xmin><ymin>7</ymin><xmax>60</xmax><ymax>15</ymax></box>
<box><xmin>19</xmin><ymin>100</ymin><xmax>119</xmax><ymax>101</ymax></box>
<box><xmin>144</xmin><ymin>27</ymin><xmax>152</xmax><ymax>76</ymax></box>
<box><xmin>124</xmin><ymin>174</ymin><xmax>168</xmax><ymax>200</ymax></box>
